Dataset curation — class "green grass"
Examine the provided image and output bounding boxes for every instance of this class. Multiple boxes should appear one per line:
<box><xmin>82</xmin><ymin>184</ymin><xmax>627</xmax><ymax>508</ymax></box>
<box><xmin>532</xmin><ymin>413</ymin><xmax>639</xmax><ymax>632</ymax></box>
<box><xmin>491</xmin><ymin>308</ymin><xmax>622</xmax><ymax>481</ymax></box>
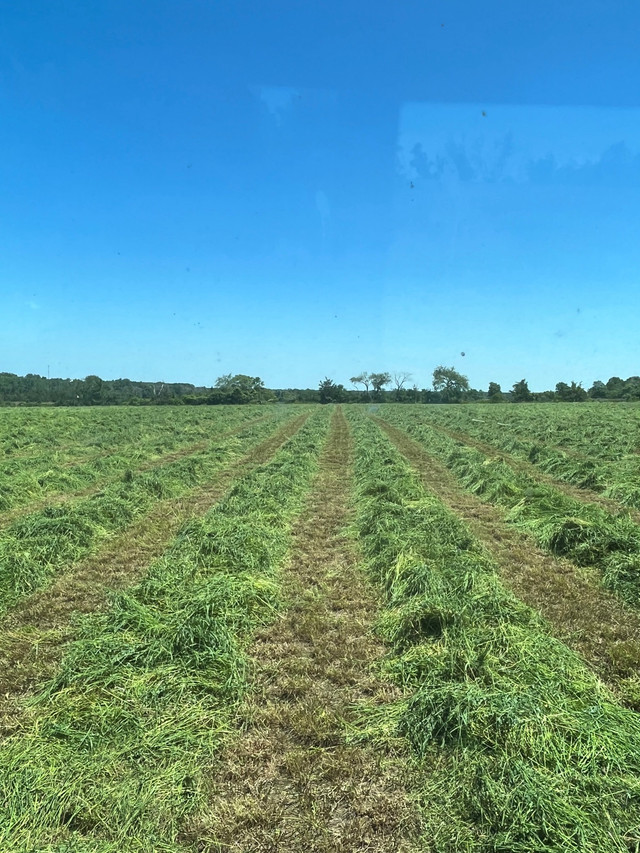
<box><xmin>0</xmin><ymin>409</ymin><xmax>332</xmax><ymax>852</ymax></box>
<box><xmin>346</xmin><ymin>410</ymin><xmax>640</xmax><ymax>852</ymax></box>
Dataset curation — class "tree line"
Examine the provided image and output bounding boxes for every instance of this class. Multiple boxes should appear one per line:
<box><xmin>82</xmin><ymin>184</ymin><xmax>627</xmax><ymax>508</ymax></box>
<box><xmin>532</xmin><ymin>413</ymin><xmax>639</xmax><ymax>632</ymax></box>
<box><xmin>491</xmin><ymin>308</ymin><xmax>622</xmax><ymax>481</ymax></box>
<box><xmin>1</xmin><ymin>367</ymin><xmax>639</xmax><ymax>406</ymax></box>
<box><xmin>318</xmin><ymin>369</ymin><xmax>640</xmax><ymax>404</ymax></box>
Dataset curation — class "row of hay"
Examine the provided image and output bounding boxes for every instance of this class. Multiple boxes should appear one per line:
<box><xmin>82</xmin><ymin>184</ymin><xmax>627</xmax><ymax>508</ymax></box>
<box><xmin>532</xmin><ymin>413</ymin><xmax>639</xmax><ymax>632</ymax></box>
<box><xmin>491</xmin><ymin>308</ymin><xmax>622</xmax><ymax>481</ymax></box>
<box><xmin>0</xmin><ymin>408</ymin><xmax>331</xmax><ymax>853</ymax></box>
<box><xmin>0</xmin><ymin>413</ymin><xmax>296</xmax><ymax>615</ymax></box>
<box><xmin>379</xmin><ymin>408</ymin><xmax>640</xmax><ymax>607</ymax></box>
<box><xmin>347</xmin><ymin>410</ymin><xmax>640</xmax><ymax>852</ymax></box>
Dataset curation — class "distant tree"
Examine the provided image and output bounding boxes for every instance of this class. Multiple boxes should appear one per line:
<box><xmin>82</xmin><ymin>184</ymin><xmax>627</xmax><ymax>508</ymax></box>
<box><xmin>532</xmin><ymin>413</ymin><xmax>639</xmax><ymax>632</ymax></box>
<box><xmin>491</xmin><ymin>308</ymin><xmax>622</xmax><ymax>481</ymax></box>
<box><xmin>432</xmin><ymin>365</ymin><xmax>469</xmax><ymax>402</ymax></box>
<box><xmin>0</xmin><ymin>372</ymin><xmax>19</xmax><ymax>402</ymax></box>
<box><xmin>369</xmin><ymin>372</ymin><xmax>391</xmax><ymax>397</ymax></box>
<box><xmin>555</xmin><ymin>381</ymin><xmax>587</xmax><ymax>402</ymax></box>
<box><xmin>82</xmin><ymin>375</ymin><xmax>104</xmax><ymax>405</ymax></box>
<box><xmin>511</xmin><ymin>379</ymin><xmax>534</xmax><ymax>402</ymax></box>
<box><xmin>466</xmin><ymin>388</ymin><xmax>484</xmax><ymax>401</ymax></box>
<box><xmin>350</xmin><ymin>372</ymin><xmax>371</xmax><ymax>396</ymax></box>
<box><xmin>605</xmin><ymin>376</ymin><xmax>625</xmax><ymax>398</ymax></box>
<box><xmin>213</xmin><ymin>374</ymin><xmax>268</xmax><ymax>403</ymax></box>
<box><xmin>392</xmin><ymin>371</ymin><xmax>412</xmax><ymax>401</ymax></box>
<box><xmin>214</xmin><ymin>373</ymin><xmax>234</xmax><ymax>389</ymax></box>
<box><xmin>588</xmin><ymin>380</ymin><xmax>607</xmax><ymax>399</ymax></box>
<box><xmin>274</xmin><ymin>387</ymin><xmax>321</xmax><ymax>403</ymax></box>
<box><xmin>534</xmin><ymin>390</ymin><xmax>557</xmax><ymax>402</ymax></box>
<box><xmin>487</xmin><ymin>381</ymin><xmax>503</xmax><ymax>403</ymax></box>
<box><xmin>318</xmin><ymin>377</ymin><xmax>345</xmax><ymax>404</ymax></box>
<box><xmin>622</xmin><ymin>376</ymin><xmax>640</xmax><ymax>400</ymax></box>
<box><xmin>406</xmin><ymin>384</ymin><xmax>420</xmax><ymax>403</ymax></box>
<box><xmin>392</xmin><ymin>371</ymin><xmax>412</xmax><ymax>392</ymax></box>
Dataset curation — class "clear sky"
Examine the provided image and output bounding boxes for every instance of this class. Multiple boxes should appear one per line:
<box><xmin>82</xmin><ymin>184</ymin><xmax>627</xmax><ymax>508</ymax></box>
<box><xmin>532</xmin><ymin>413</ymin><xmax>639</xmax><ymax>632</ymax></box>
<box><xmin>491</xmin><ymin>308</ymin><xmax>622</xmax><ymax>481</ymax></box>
<box><xmin>2</xmin><ymin>1</ymin><xmax>640</xmax><ymax>391</ymax></box>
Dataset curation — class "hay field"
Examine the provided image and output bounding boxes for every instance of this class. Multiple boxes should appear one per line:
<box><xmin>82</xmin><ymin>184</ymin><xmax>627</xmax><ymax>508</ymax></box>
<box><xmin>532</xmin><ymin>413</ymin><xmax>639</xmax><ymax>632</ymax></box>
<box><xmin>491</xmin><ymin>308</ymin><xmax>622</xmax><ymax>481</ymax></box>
<box><xmin>1</xmin><ymin>403</ymin><xmax>640</xmax><ymax>852</ymax></box>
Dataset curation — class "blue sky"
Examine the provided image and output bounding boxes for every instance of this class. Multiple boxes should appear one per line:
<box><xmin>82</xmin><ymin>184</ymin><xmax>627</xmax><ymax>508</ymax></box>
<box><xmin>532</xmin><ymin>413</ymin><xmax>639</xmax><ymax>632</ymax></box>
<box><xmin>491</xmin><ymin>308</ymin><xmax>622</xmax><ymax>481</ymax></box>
<box><xmin>2</xmin><ymin>1</ymin><xmax>640</xmax><ymax>391</ymax></box>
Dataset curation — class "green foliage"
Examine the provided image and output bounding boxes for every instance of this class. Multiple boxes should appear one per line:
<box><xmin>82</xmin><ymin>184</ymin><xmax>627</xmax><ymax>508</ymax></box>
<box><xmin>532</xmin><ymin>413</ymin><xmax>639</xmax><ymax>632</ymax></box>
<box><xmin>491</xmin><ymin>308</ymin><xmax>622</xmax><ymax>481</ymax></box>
<box><xmin>586</xmin><ymin>376</ymin><xmax>640</xmax><ymax>401</ymax></box>
<box><xmin>511</xmin><ymin>378</ymin><xmax>534</xmax><ymax>402</ymax></box>
<box><xmin>432</xmin><ymin>366</ymin><xmax>469</xmax><ymax>402</ymax></box>
<box><xmin>0</xmin><ymin>371</ymin><xmax>213</xmax><ymax>406</ymax></box>
<box><xmin>369</xmin><ymin>372</ymin><xmax>391</xmax><ymax>395</ymax></box>
<box><xmin>212</xmin><ymin>374</ymin><xmax>271</xmax><ymax>404</ymax></box>
<box><xmin>2</xmin><ymin>369</ymin><xmax>640</xmax><ymax>407</ymax></box>
<box><xmin>588</xmin><ymin>380</ymin><xmax>607</xmax><ymax>398</ymax></box>
<box><xmin>555</xmin><ymin>381</ymin><xmax>588</xmax><ymax>402</ymax></box>
<box><xmin>318</xmin><ymin>378</ymin><xmax>345</xmax><ymax>403</ymax></box>
<box><xmin>487</xmin><ymin>381</ymin><xmax>503</xmax><ymax>402</ymax></box>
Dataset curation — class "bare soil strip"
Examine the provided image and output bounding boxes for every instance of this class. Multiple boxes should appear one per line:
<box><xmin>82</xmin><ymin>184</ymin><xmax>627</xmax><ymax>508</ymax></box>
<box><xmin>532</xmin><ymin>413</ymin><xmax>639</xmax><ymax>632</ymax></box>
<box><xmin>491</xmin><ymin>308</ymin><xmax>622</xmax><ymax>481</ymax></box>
<box><xmin>375</xmin><ymin>417</ymin><xmax>640</xmax><ymax>700</ymax></box>
<box><xmin>0</xmin><ymin>413</ymin><xmax>309</xmax><ymax>736</ymax></box>
<box><xmin>186</xmin><ymin>408</ymin><xmax>422</xmax><ymax>853</ymax></box>
<box><xmin>0</xmin><ymin>415</ymin><xmax>271</xmax><ymax>530</ymax></box>
<box><xmin>427</xmin><ymin>420</ymin><xmax>640</xmax><ymax>524</ymax></box>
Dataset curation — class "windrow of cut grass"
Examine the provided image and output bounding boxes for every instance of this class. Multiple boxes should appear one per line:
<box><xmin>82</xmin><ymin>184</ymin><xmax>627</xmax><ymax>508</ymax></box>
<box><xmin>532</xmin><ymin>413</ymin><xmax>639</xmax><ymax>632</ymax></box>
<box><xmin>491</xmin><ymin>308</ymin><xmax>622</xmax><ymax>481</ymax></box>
<box><xmin>0</xmin><ymin>408</ymin><xmax>331</xmax><ymax>853</ymax></box>
<box><xmin>377</xmin><ymin>407</ymin><xmax>640</xmax><ymax>607</ymax></box>
<box><xmin>0</xmin><ymin>412</ymin><xmax>300</xmax><ymax>617</ymax></box>
<box><xmin>347</xmin><ymin>410</ymin><xmax>640</xmax><ymax>852</ymax></box>
<box><xmin>0</xmin><ymin>406</ymin><xmax>278</xmax><ymax>515</ymax></box>
<box><xmin>397</xmin><ymin>403</ymin><xmax>640</xmax><ymax>508</ymax></box>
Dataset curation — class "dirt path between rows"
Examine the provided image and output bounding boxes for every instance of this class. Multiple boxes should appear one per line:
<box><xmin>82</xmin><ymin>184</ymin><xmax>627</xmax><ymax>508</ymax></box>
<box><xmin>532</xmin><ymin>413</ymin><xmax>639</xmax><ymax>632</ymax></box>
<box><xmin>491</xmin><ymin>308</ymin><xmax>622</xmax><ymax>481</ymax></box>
<box><xmin>186</xmin><ymin>407</ymin><xmax>422</xmax><ymax>852</ymax></box>
<box><xmin>375</xmin><ymin>417</ymin><xmax>640</xmax><ymax>704</ymax></box>
<box><xmin>0</xmin><ymin>413</ymin><xmax>309</xmax><ymax>737</ymax></box>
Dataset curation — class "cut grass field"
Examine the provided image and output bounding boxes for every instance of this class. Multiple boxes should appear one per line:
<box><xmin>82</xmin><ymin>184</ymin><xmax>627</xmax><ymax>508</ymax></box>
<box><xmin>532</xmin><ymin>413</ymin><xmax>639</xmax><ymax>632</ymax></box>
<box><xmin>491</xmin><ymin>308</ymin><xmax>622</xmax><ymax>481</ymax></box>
<box><xmin>0</xmin><ymin>405</ymin><xmax>270</xmax><ymax>461</ymax></box>
<box><xmin>0</xmin><ymin>407</ymin><xmax>284</xmax><ymax>522</ymax></box>
<box><xmin>188</xmin><ymin>407</ymin><xmax>421</xmax><ymax>852</ymax></box>
<box><xmin>347</xmin><ymin>410</ymin><xmax>640</xmax><ymax>852</ymax></box>
<box><xmin>0</xmin><ymin>409</ymin><xmax>303</xmax><ymax>616</ymax></box>
<box><xmin>0</xmin><ymin>410</ymin><xmax>330</xmax><ymax>852</ymax></box>
<box><xmin>376</xmin><ymin>406</ymin><xmax>640</xmax><ymax>608</ymax></box>
<box><xmin>416</xmin><ymin>414</ymin><xmax>640</xmax><ymax>524</ymax></box>
<box><xmin>373</xmin><ymin>415</ymin><xmax>640</xmax><ymax>708</ymax></box>
<box><xmin>392</xmin><ymin>402</ymin><xmax>640</xmax><ymax>509</ymax></box>
<box><xmin>2</xmin><ymin>403</ymin><xmax>640</xmax><ymax>851</ymax></box>
<box><xmin>0</xmin><ymin>411</ymin><xmax>311</xmax><ymax>739</ymax></box>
